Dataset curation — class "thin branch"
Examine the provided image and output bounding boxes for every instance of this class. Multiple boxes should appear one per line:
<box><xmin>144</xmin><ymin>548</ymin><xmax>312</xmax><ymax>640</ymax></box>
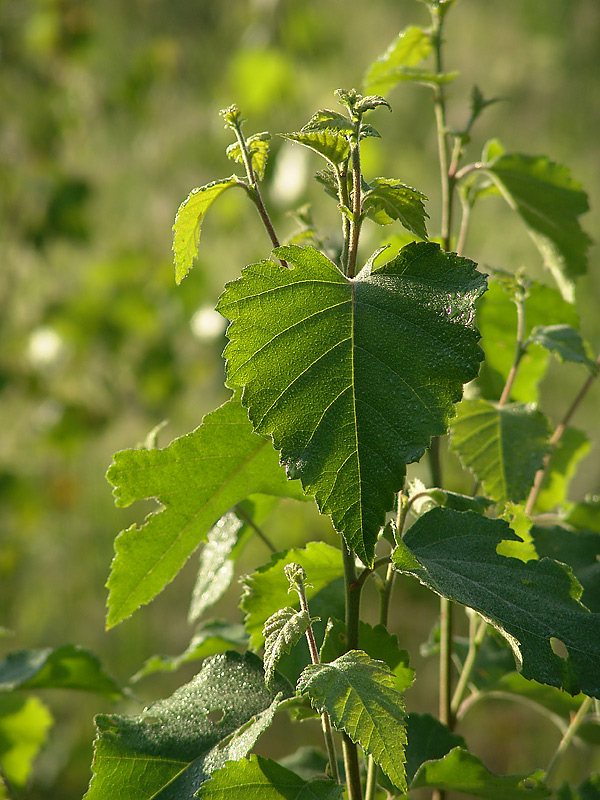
<box><xmin>498</xmin><ymin>289</ymin><xmax>527</xmax><ymax>407</ymax></box>
<box><xmin>544</xmin><ymin>695</ymin><xmax>594</xmax><ymax>784</ymax></box>
<box><xmin>234</xmin><ymin>504</ymin><xmax>277</xmax><ymax>553</ymax></box>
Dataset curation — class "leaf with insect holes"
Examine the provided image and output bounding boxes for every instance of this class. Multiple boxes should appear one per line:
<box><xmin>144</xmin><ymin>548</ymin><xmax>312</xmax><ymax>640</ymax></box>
<box><xmin>172</xmin><ymin>177</ymin><xmax>240</xmax><ymax>283</ymax></box>
<box><xmin>84</xmin><ymin>652</ymin><xmax>291</xmax><ymax>800</ymax></box>
<box><xmin>362</xmin><ymin>178</ymin><xmax>429</xmax><ymax>239</ymax></box>
<box><xmin>218</xmin><ymin>242</ymin><xmax>485</xmax><ymax>565</ymax></box>
<box><xmin>106</xmin><ymin>395</ymin><xmax>307</xmax><ymax>628</ymax></box>
<box><xmin>393</xmin><ymin>507</ymin><xmax>600</xmax><ymax>698</ymax></box>
<box><xmin>201</xmin><ymin>755</ymin><xmax>343</xmax><ymax>800</ymax></box>
<box><xmin>226</xmin><ymin>132</ymin><xmax>271</xmax><ymax>181</ymax></box>
<box><xmin>263</xmin><ymin>608</ymin><xmax>311</xmax><ymax>688</ymax></box>
<box><xmin>298</xmin><ymin>650</ymin><xmax>408</xmax><ymax>790</ymax></box>
<box><xmin>450</xmin><ymin>398</ymin><xmax>551</xmax><ymax>504</ymax></box>
<box><xmin>483</xmin><ymin>154</ymin><xmax>592</xmax><ymax>300</ymax></box>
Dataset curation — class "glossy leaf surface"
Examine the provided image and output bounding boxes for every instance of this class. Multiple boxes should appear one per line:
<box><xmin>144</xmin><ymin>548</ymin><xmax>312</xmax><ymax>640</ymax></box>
<box><xmin>106</xmin><ymin>396</ymin><xmax>305</xmax><ymax>627</ymax></box>
<box><xmin>394</xmin><ymin>508</ymin><xmax>600</xmax><ymax>697</ymax></box>
<box><xmin>450</xmin><ymin>398</ymin><xmax>550</xmax><ymax>504</ymax></box>
<box><xmin>172</xmin><ymin>177</ymin><xmax>239</xmax><ymax>284</ymax></box>
<box><xmin>218</xmin><ymin>242</ymin><xmax>485</xmax><ymax>564</ymax></box>
<box><xmin>298</xmin><ymin>650</ymin><xmax>408</xmax><ymax>790</ymax></box>
<box><xmin>484</xmin><ymin>154</ymin><xmax>591</xmax><ymax>299</ymax></box>
<box><xmin>85</xmin><ymin>652</ymin><xmax>290</xmax><ymax>800</ymax></box>
<box><xmin>201</xmin><ymin>755</ymin><xmax>343</xmax><ymax>800</ymax></box>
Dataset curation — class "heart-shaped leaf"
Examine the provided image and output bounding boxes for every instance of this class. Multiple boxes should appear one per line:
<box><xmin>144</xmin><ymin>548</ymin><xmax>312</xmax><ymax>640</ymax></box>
<box><xmin>218</xmin><ymin>242</ymin><xmax>485</xmax><ymax>564</ymax></box>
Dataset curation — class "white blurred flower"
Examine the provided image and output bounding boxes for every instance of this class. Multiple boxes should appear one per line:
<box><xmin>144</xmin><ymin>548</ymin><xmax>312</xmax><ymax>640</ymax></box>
<box><xmin>190</xmin><ymin>306</ymin><xmax>227</xmax><ymax>341</ymax></box>
<box><xmin>27</xmin><ymin>327</ymin><xmax>67</xmax><ymax>369</ymax></box>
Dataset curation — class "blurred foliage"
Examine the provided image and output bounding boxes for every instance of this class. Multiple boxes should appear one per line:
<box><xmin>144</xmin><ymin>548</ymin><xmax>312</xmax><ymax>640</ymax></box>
<box><xmin>0</xmin><ymin>0</ymin><xmax>599</xmax><ymax>796</ymax></box>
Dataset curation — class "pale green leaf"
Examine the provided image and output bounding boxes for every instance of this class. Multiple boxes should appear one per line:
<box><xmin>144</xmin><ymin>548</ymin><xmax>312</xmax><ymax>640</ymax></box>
<box><xmin>411</xmin><ymin>746</ymin><xmax>550</xmax><ymax>798</ymax></box>
<box><xmin>200</xmin><ymin>755</ymin><xmax>343</xmax><ymax>800</ymax></box>
<box><xmin>240</xmin><ymin>541</ymin><xmax>344</xmax><ymax>650</ymax></box>
<box><xmin>0</xmin><ymin>645</ymin><xmax>122</xmax><ymax>699</ymax></box>
<box><xmin>280</xmin><ymin>131</ymin><xmax>350</xmax><ymax>166</ymax></box>
<box><xmin>106</xmin><ymin>395</ymin><xmax>306</xmax><ymax>628</ymax></box>
<box><xmin>226</xmin><ymin>132</ymin><xmax>271</xmax><ymax>181</ymax></box>
<box><xmin>319</xmin><ymin>619</ymin><xmax>414</xmax><ymax>692</ymax></box>
<box><xmin>497</xmin><ymin>503</ymin><xmax>537</xmax><ymax>563</ymax></box>
<box><xmin>84</xmin><ymin>651</ymin><xmax>290</xmax><ymax>800</ymax></box>
<box><xmin>483</xmin><ymin>154</ymin><xmax>592</xmax><ymax>300</ymax></box>
<box><xmin>528</xmin><ymin>324</ymin><xmax>596</xmax><ymax>370</ymax></box>
<box><xmin>532</xmin><ymin>525</ymin><xmax>600</xmax><ymax>613</ymax></box>
<box><xmin>363</xmin><ymin>26</ymin><xmax>433</xmax><ymax>94</ymax></box>
<box><xmin>394</xmin><ymin>507</ymin><xmax>600</xmax><ymax>697</ymax></box>
<box><xmin>172</xmin><ymin>177</ymin><xmax>239</xmax><ymax>284</ymax></box>
<box><xmin>263</xmin><ymin>608</ymin><xmax>310</xmax><ymax>688</ymax></box>
<box><xmin>298</xmin><ymin>650</ymin><xmax>407</xmax><ymax>790</ymax></box>
<box><xmin>131</xmin><ymin>621</ymin><xmax>248</xmax><ymax>682</ymax></box>
<box><xmin>218</xmin><ymin>242</ymin><xmax>485</xmax><ymax>564</ymax></box>
<box><xmin>362</xmin><ymin>178</ymin><xmax>429</xmax><ymax>239</ymax></box>
<box><xmin>565</xmin><ymin>496</ymin><xmax>600</xmax><ymax>533</ymax></box>
<box><xmin>0</xmin><ymin>695</ymin><xmax>53</xmax><ymax>790</ymax></box>
<box><xmin>534</xmin><ymin>428</ymin><xmax>590</xmax><ymax>513</ymax></box>
<box><xmin>189</xmin><ymin>512</ymin><xmax>241</xmax><ymax>625</ymax></box>
<box><xmin>450</xmin><ymin>398</ymin><xmax>551</xmax><ymax>504</ymax></box>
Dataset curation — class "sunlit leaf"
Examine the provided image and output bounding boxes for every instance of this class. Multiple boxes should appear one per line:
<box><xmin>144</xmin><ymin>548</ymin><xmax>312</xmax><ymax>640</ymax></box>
<box><xmin>106</xmin><ymin>395</ymin><xmax>306</xmax><ymax>628</ymax></box>
<box><xmin>394</xmin><ymin>507</ymin><xmax>600</xmax><ymax>697</ymax></box>
<box><xmin>0</xmin><ymin>645</ymin><xmax>123</xmax><ymax>699</ymax></box>
<box><xmin>411</xmin><ymin>746</ymin><xmax>550</xmax><ymax>798</ymax></box>
<box><xmin>263</xmin><ymin>608</ymin><xmax>310</xmax><ymax>689</ymax></box>
<box><xmin>0</xmin><ymin>695</ymin><xmax>53</xmax><ymax>790</ymax></box>
<box><xmin>450</xmin><ymin>398</ymin><xmax>551</xmax><ymax>504</ymax></box>
<box><xmin>534</xmin><ymin>428</ymin><xmax>590</xmax><ymax>513</ymax></box>
<box><xmin>497</xmin><ymin>503</ymin><xmax>537</xmax><ymax>563</ymax></box>
<box><xmin>483</xmin><ymin>154</ymin><xmax>592</xmax><ymax>300</ymax></box>
<box><xmin>363</xmin><ymin>26</ymin><xmax>432</xmax><ymax>95</ymax></box>
<box><xmin>131</xmin><ymin>621</ymin><xmax>248</xmax><ymax>682</ymax></box>
<box><xmin>362</xmin><ymin>178</ymin><xmax>428</xmax><ymax>239</ymax></box>
<box><xmin>201</xmin><ymin>755</ymin><xmax>343</xmax><ymax>800</ymax></box>
<box><xmin>226</xmin><ymin>132</ymin><xmax>271</xmax><ymax>181</ymax></box>
<box><xmin>281</xmin><ymin>131</ymin><xmax>350</xmax><ymax>166</ymax></box>
<box><xmin>565</xmin><ymin>496</ymin><xmax>600</xmax><ymax>534</ymax></box>
<box><xmin>298</xmin><ymin>650</ymin><xmax>408</xmax><ymax>790</ymax></box>
<box><xmin>84</xmin><ymin>652</ymin><xmax>290</xmax><ymax>800</ymax></box>
<box><xmin>218</xmin><ymin>242</ymin><xmax>485</xmax><ymax>564</ymax></box>
<box><xmin>172</xmin><ymin>177</ymin><xmax>239</xmax><ymax>284</ymax></box>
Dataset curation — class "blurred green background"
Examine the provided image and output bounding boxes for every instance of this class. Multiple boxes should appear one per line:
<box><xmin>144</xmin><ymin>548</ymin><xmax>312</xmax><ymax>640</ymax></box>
<box><xmin>1</xmin><ymin>0</ymin><xmax>599</xmax><ymax>796</ymax></box>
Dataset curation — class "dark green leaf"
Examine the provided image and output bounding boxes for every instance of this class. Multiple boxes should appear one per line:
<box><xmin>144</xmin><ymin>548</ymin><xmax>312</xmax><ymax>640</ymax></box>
<box><xmin>240</xmin><ymin>542</ymin><xmax>344</xmax><ymax>650</ymax></box>
<box><xmin>218</xmin><ymin>242</ymin><xmax>485</xmax><ymax>564</ymax></box>
<box><xmin>263</xmin><ymin>608</ymin><xmax>310</xmax><ymax>688</ymax></box>
<box><xmin>411</xmin><ymin>746</ymin><xmax>550</xmax><ymax>798</ymax></box>
<box><xmin>451</xmin><ymin>398</ymin><xmax>551</xmax><ymax>504</ymax></box>
<box><xmin>200</xmin><ymin>755</ymin><xmax>343</xmax><ymax>800</ymax></box>
<box><xmin>130</xmin><ymin>621</ymin><xmax>248</xmax><ymax>682</ymax></box>
<box><xmin>483</xmin><ymin>154</ymin><xmax>592</xmax><ymax>300</ymax></box>
<box><xmin>0</xmin><ymin>695</ymin><xmax>53</xmax><ymax>790</ymax></box>
<box><xmin>404</xmin><ymin>713</ymin><xmax>465</xmax><ymax>785</ymax></box>
<box><xmin>298</xmin><ymin>650</ymin><xmax>408</xmax><ymax>790</ymax></box>
<box><xmin>394</xmin><ymin>507</ymin><xmax>600</xmax><ymax>697</ymax></box>
<box><xmin>363</xmin><ymin>26</ymin><xmax>432</xmax><ymax>95</ymax></box>
<box><xmin>226</xmin><ymin>132</ymin><xmax>271</xmax><ymax>181</ymax></box>
<box><xmin>528</xmin><ymin>324</ymin><xmax>596</xmax><ymax>371</ymax></box>
<box><xmin>319</xmin><ymin>619</ymin><xmax>414</xmax><ymax>691</ymax></box>
<box><xmin>565</xmin><ymin>497</ymin><xmax>600</xmax><ymax>533</ymax></box>
<box><xmin>532</xmin><ymin>525</ymin><xmax>600</xmax><ymax>613</ymax></box>
<box><xmin>106</xmin><ymin>396</ymin><xmax>306</xmax><ymax>628</ymax></box>
<box><xmin>534</xmin><ymin>428</ymin><xmax>590</xmax><ymax>513</ymax></box>
<box><xmin>84</xmin><ymin>651</ymin><xmax>290</xmax><ymax>800</ymax></box>
<box><xmin>0</xmin><ymin>645</ymin><xmax>123</xmax><ymax>699</ymax></box>
<box><xmin>362</xmin><ymin>178</ymin><xmax>428</xmax><ymax>239</ymax></box>
<box><xmin>172</xmin><ymin>178</ymin><xmax>239</xmax><ymax>284</ymax></box>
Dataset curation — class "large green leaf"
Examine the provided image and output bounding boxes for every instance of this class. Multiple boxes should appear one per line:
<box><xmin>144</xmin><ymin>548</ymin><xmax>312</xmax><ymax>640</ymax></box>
<box><xmin>0</xmin><ymin>695</ymin><xmax>53</xmax><ymax>790</ymax></box>
<box><xmin>84</xmin><ymin>651</ymin><xmax>290</xmax><ymax>800</ymax></box>
<box><xmin>218</xmin><ymin>242</ymin><xmax>485</xmax><ymax>564</ymax></box>
<box><xmin>483</xmin><ymin>154</ymin><xmax>591</xmax><ymax>300</ymax></box>
<box><xmin>172</xmin><ymin>177</ymin><xmax>239</xmax><ymax>284</ymax></box>
<box><xmin>106</xmin><ymin>396</ymin><xmax>306</xmax><ymax>628</ymax></box>
<box><xmin>450</xmin><ymin>398</ymin><xmax>551</xmax><ymax>504</ymax></box>
<box><xmin>200</xmin><ymin>755</ymin><xmax>343</xmax><ymax>800</ymax></box>
<box><xmin>411</xmin><ymin>746</ymin><xmax>550</xmax><ymax>798</ymax></box>
<box><xmin>0</xmin><ymin>645</ymin><xmax>122</xmax><ymax>699</ymax></box>
<box><xmin>393</xmin><ymin>507</ymin><xmax>600</xmax><ymax>697</ymax></box>
<box><xmin>404</xmin><ymin>713</ymin><xmax>465</xmax><ymax>785</ymax></box>
<box><xmin>240</xmin><ymin>541</ymin><xmax>344</xmax><ymax>650</ymax></box>
<box><xmin>298</xmin><ymin>650</ymin><xmax>408</xmax><ymax>790</ymax></box>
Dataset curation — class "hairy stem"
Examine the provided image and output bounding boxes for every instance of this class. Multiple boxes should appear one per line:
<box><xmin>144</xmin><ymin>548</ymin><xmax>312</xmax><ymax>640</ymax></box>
<box><xmin>338</xmin><ymin>159</ymin><xmax>352</xmax><ymax>272</ymax></box>
<box><xmin>341</xmin><ymin>538</ymin><xmax>363</xmax><ymax>799</ymax></box>
<box><xmin>525</xmin><ymin>351</ymin><xmax>600</xmax><ymax>515</ymax></box>
<box><xmin>347</xmin><ymin>121</ymin><xmax>364</xmax><ymax>279</ymax></box>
